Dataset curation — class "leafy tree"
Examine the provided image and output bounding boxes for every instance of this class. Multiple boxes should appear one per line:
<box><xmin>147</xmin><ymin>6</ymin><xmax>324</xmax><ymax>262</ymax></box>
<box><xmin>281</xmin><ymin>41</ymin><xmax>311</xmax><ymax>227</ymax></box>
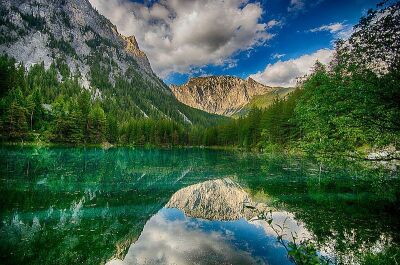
<box><xmin>336</xmin><ymin>0</ymin><xmax>400</xmax><ymax>74</ymax></box>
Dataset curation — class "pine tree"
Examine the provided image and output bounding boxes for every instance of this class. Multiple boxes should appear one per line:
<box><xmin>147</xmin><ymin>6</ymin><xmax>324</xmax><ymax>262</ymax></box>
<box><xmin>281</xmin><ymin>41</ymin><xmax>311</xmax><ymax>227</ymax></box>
<box><xmin>6</xmin><ymin>101</ymin><xmax>28</xmax><ymax>139</ymax></box>
<box><xmin>87</xmin><ymin>104</ymin><xmax>107</xmax><ymax>143</ymax></box>
<box><xmin>78</xmin><ymin>90</ymin><xmax>91</xmax><ymax>141</ymax></box>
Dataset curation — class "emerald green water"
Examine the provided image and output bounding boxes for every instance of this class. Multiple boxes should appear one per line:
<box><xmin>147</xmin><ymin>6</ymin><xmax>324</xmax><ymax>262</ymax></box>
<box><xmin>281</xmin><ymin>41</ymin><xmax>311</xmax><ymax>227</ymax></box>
<box><xmin>0</xmin><ymin>147</ymin><xmax>399</xmax><ymax>265</ymax></box>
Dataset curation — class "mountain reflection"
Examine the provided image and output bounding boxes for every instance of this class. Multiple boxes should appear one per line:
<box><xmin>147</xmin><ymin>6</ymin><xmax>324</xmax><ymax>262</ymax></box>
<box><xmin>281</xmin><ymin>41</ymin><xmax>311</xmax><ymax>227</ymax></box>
<box><xmin>166</xmin><ymin>178</ymin><xmax>256</xmax><ymax>220</ymax></box>
<box><xmin>109</xmin><ymin>178</ymin><xmax>310</xmax><ymax>265</ymax></box>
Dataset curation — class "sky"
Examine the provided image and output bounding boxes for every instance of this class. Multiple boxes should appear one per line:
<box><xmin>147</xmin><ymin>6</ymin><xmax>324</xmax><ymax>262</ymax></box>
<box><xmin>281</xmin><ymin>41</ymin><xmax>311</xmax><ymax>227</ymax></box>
<box><xmin>88</xmin><ymin>0</ymin><xmax>380</xmax><ymax>87</ymax></box>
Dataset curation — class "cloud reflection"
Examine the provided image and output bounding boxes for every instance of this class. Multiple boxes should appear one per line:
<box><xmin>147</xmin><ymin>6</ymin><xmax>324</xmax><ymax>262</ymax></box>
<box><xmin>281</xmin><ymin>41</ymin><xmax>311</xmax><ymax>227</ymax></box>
<box><xmin>108</xmin><ymin>208</ymin><xmax>263</xmax><ymax>265</ymax></box>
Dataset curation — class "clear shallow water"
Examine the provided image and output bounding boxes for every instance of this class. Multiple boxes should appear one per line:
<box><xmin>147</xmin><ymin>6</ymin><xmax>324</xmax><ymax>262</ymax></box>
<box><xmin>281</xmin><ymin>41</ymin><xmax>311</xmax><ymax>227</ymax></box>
<box><xmin>0</xmin><ymin>146</ymin><xmax>399</xmax><ymax>265</ymax></box>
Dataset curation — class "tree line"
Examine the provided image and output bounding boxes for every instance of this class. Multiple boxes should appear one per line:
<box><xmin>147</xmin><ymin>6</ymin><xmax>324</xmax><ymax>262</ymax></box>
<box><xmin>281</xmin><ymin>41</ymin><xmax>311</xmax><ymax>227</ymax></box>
<box><xmin>0</xmin><ymin>56</ymin><xmax>197</xmax><ymax>146</ymax></box>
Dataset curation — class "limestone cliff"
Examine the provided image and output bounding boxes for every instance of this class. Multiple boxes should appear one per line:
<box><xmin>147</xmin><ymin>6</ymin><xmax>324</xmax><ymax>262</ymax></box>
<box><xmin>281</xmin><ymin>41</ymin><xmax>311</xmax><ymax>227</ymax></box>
<box><xmin>170</xmin><ymin>76</ymin><xmax>273</xmax><ymax>116</ymax></box>
<box><xmin>0</xmin><ymin>0</ymin><xmax>159</xmax><ymax>89</ymax></box>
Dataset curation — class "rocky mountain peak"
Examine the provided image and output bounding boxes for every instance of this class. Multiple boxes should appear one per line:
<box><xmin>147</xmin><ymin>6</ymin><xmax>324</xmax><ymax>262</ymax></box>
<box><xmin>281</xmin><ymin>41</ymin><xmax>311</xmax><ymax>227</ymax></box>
<box><xmin>170</xmin><ymin>75</ymin><xmax>273</xmax><ymax>116</ymax></box>
<box><xmin>0</xmin><ymin>0</ymin><xmax>156</xmax><ymax>88</ymax></box>
<box><xmin>247</xmin><ymin>77</ymin><xmax>259</xmax><ymax>86</ymax></box>
<box><xmin>123</xmin><ymin>35</ymin><xmax>146</xmax><ymax>58</ymax></box>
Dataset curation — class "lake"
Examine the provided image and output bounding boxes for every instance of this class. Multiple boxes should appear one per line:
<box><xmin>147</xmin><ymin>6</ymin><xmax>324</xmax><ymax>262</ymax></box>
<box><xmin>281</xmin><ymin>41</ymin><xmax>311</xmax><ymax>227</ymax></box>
<box><xmin>0</xmin><ymin>147</ymin><xmax>399</xmax><ymax>264</ymax></box>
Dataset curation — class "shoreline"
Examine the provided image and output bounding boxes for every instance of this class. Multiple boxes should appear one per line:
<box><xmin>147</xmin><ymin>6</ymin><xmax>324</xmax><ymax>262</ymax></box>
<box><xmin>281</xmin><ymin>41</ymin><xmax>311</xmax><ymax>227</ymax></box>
<box><xmin>2</xmin><ymin>141</ymin><xmax>398</xmax><ymax>169</ymax></box>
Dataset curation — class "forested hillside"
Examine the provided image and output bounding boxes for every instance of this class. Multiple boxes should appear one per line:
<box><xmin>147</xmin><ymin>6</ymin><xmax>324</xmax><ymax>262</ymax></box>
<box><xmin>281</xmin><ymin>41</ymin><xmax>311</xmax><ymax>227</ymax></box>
<box><xmin>192</xmin><ymin>1</ymin><xmax>400</xmax><ymax>159</ymax></box>
<box><xmin>0</xmin><ymin>56</ymin><xmax>227</xmax><ymax>146</ymax></box>
<box><xmin>233</xmin><ymin>86</ymin><xmax>296</xmax><ymax>117</ymax></box>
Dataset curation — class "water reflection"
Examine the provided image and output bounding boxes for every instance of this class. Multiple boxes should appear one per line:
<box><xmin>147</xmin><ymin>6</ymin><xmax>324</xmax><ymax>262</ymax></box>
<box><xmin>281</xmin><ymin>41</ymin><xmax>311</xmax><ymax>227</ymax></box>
<box><xmin>166</xmin><ymin>178</ymin><xmax>255</xmax><ymax>220</ymax></box>
<box><xmin>109</xmin><ymin>208</ymin><xmax>267</xmax><ymax>265</ymax></box>
<box><xmin>1</xmin><ymin>147</ymin><xmax>399</xmax><ymax>265</ymax></box>
<box><xmin>110</xmin><ymin>178</ymin><xmax>311</xmax><ymax>265</ymax></box>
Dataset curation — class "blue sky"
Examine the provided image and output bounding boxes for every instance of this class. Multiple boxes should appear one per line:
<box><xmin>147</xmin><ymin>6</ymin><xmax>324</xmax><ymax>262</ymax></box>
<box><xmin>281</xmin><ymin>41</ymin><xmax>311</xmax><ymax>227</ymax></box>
<box><xmin>90</xmin><ymin>0</ymin><xmax>380</xmax><ymax>86</ymax></box>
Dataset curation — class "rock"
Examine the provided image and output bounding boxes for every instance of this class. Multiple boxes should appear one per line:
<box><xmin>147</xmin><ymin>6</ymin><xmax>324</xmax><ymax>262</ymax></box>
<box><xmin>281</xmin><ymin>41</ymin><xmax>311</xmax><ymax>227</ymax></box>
<box><xmin>101</xmin><ymin>142</ymin><xmax>113</xmax><ymax>150</ymax></box>
<box><xmin>170</xmin><ymin>76</ymin><xmax>273</xmax><ymax>116</ymax></box>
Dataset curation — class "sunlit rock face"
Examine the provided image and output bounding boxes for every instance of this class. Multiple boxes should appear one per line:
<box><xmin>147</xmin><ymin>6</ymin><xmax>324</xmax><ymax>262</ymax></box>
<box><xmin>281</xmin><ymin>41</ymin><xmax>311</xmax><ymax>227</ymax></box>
<box><xmin>165</xmin><ymin>178</ymin><xmax>260</xmax><ymax>220</ymax></box>
<box><xmin>170</xmin><ymin>76</ymin><xmax>273</xmax><ymax>116</ymax></box>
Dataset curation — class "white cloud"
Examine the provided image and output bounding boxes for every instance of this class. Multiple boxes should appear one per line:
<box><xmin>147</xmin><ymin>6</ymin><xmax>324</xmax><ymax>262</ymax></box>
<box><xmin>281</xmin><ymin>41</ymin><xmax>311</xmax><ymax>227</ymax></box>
<box><xmin>287</xmin><ymin>0</ymin><xmax>325</xmax><ymax>14</ymax></box>
<box><xmin>288</xmin><ymin>0</ymin><xmax>305</xmax><ymax>13</ymax></box>
<box><xmin>309</xmin><ymin>22</ymin><xmax>353</xmax><ymax>40</ymax></box>
<box><xmin>89</xmin><ymin>0</ymin><xmax>276</xmax><ymax>78</ymax></box>
<box><xmin>250</xmin><ymin>49</ymin><xmax>334</xmax><ymax>87</ymax></box>
<box><xmin>310</xmin><ymin>22</ymin><xmax>345</xmax><ymax>33</ymax></box>
<box><xmin>266</xmin><ymin>19</ymin><xmax>282</xmax><ymax>28</ymax></box>
<box><xmin>271</xmin><ymin>53</ymin><xmax>286</xmax><ymax>59</ymax></box>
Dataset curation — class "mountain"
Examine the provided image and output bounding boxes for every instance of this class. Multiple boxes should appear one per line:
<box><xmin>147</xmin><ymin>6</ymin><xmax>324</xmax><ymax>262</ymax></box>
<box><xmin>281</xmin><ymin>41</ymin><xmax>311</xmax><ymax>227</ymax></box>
<box><xmin>170</xmin><ymin>76</ymin><xmax>273</xmax><ymax>116</ymax></box>
<box><xmin>0</xmin><ymin>0</ymin><xmax>223</xmax><ymax>126</ymax></box>
<box><xmin>234</xmin><ymin>86</ymin><xmax>297</xmax><ymax>117</ymax></box>
<box><xmin>0</xmin><ymin>0</ymin><xmax>156</xmax><ymax>87</ymax></box>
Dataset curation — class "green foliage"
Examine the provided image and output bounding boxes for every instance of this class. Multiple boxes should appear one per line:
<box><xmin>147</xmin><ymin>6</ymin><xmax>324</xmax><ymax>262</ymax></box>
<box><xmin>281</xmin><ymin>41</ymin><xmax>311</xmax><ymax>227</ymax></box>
<box><xmin>5</xmin><ymin>99</ymin><xmax>28</xmax><ymax>140</ymax></box>
<box><xmin>0</xmin><ymin>1</ymin><xmax>398</xmax><ymax>154</ymax></box>
<box><xmin>26</xmin><ymin>87</ymin><xmax>44</xmax><ymax>130</ymax></box>
<box><xmin>193</xmin><ymin>89</ymin><xmax>304</xmax><ymax>149</ymax></box>
<box><xmin>118</xmin><ymin>118</ymin><xmax>187</xmax><ymax>146</ymax></box>
<box><xmin>287</xmin><ymin>241</ymin><xmax>326</xmax><ymax>265</ymax></box>
<box><xmin>87</xmin><ymin>104</ymin><xmax>106</xmax><ymax>143</ymax></box>
<box><xmin>51</xmin><ymin>96</ymin><xmax>84</xmax><ymax>144</ymax></box>
<box><xmin>48</xmin><ymin>34</ymin><xmax>77</xmax><ymax>57</ymax></box>
<box><xmin>0</xmin><ymin>55</ymin><xmax>17</xmax><ymax>97</ymax></box>
<box><xmin>0</xmin><ymin>53</ymin><xmax>223</xmax><ymax>146</ymax></box>
<box><xmin>295</xmin><ymin>63</ymin><xmax>400</xmax><ymax>157</ymax></box>
<box><xmin>360</xmin><ymin>246</ymin><xmax>400</xmax><ymax>265</ymax></box>
<box><xmin>336</xmin><ymin>0</ymin><xmax>400</xmax><ymax>73</ymax></box>
<box><xmin>19</xmin><ymin>12</ymin><xmax>46</xmax><ymax>31</ymax></box>
<box><xmin>56</xmin><ymin>58</ymin><xmax>70</xmax><ymax>80</ymax></box>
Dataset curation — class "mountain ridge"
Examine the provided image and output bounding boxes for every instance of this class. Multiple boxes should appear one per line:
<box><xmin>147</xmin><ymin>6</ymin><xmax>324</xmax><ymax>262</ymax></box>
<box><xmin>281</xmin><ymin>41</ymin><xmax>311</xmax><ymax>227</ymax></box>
<box><xmin>170</xmin><ymin>75</ymin><xmax>274</xmax><ymax>116</ymax></box>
